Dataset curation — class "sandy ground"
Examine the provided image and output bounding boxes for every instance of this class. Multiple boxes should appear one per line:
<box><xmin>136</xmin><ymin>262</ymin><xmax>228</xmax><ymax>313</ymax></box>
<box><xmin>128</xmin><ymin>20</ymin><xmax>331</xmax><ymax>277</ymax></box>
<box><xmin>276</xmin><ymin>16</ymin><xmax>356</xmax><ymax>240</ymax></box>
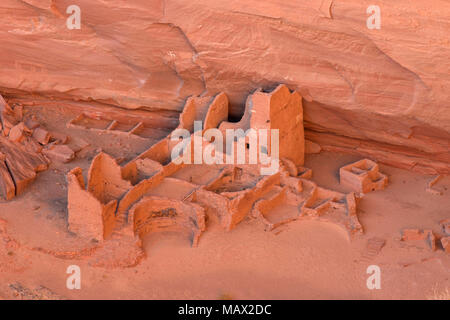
<box><xmin>0</xmin><ymin>106</ymin><xmax>449</xmax><ymax>300</ymax></box>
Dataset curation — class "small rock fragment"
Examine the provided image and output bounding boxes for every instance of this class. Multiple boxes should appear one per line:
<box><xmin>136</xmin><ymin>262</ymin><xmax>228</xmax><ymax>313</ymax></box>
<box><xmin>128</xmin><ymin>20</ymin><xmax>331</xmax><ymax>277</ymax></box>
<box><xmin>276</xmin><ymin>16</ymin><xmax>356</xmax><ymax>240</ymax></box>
<box><xmin>319</xmin><ymin>0</ymin><xmax>333</xmax><ymax>19</ymax></box>
<box><xmin>24</xmin><ymin>118</ymin><xmax>40</xmax><ymax>130</ymax></box>
<box><xmin>50</xmin><ymin>132</ymin><xmax>69</xmax><ymax>144</ymax></box>
<box><xmin>8</xmin><ymin>282</ymin><xmax>66</xmax><ymax>300</ymax></box>
<box><xmin>43</xmin><ymin>145</ymin><xmax>75</xmax><ymax>163</ymax></box>
<box><xmin>439</xmin><ymin>219</ymin><xmax>450</xmax><ymax>235</ymax></box>
<box><xmin>8</xmin><ymin>122</ymin><xmax>26</xmax><ymax>142</ymax></box>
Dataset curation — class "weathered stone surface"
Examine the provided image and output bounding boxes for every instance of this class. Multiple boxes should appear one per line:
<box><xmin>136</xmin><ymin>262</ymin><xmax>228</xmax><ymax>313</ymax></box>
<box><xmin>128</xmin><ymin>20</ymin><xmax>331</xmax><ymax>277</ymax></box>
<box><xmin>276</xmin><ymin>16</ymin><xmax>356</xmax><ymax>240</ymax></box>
<box><xmin>62</xmin><ymin>89</ymin><xmax>368</xmax><ymax>267</ymax></box>
<box><xmin>440</xmin><ymin>219</ymin><xmax>450</xmax><ymax>235</ymax></box>
<box><xmin>360</xmin><ymin>237</ymin><xmax>386</xmax><ymax>262</ymax></box>
<box><xmin>252</xmin><ymin>186</ymin><xmax>293</xmax><ymax>231</ymax></box>
<box><xmin>203</xmin><ymin>167</ymin><xmax>281</xmax><ymax>230</ymax></box>
<box><xmin>67</xmin><ymin>154</ymin><xmax>136</xmax><ymax>241</ymax></box>
<box><xmin>0</xmin><ymin>94</ymin><xmax>16</xmax><ymax>136</ymax></box>
<box><xmin>67</xmin><ymin>167</ymin><xmax>104</xmax><ymax>240</ymax></box>
<box><xmin>69</xmin><ymin>136</ymin><xmax>90</xmax><ymax>152</ymax></box>
<box><xmin>305</xmin><ymin>140</ymin><xmax>321</xmax><ymax>154</ymax></box>
<box><xmin>204</xmin><ymin>92</ymin><xmax>229</xmax><ymax>130</ymax></box>
<box><xmin>340</xmin><ymin>159</ymin><xmax>388</xmax><ymax>193</ymax></box>
<box><xmin>0</xmin><ymin>136</ymin><xmax>48</xmax><ymax>195</ymax></box>
<box><xmin>250</xmin><ymin>85</ymin><xmax>304</xmax><ymax>166</ymax></box>
<box><xmin>0</xmin><ymin>154</ymin><xmax>15</xmax><ymax>200</ymax></box>
<box><xmin>49</xmin><ymin>132</ymin><xmax>68</xmax><ymax>144</ymax></box>
<box><xmin>0</xmin><ymin>1</ymin><xmax>448</xmax><ymax>174</ymax></box>
<box><xmin>87</xmin><ymin>152</ymin><xmax>132</xmax><ymax>204</ymax></box>
<box><xmin>67</xmin><ymin>167</ymin><xmax>117</xmax><ymax>241</ymax></box>
<box><xmin>24</xmin><ymin>118</ymin><xmax>40</xmax><ymax>130</ymax></box>
<box><xmin>8</xmin><ymin>122</ymin><xmax>26</xmax><ymax>142</ymax></box>
<box><xmin>129</xmin><ymin>196</ymin><xmax>206</xmax><ymax>247</ymax></box>
<box><xmin>249</xmin><ymin>170</ymin><xmax>363</xmax><ymax>236</ymax></box>
<box><xmin>401</xmin><ymin>229</ymin><xmax>437</xmax><ymax>251</ymax></box>
<box><xmin>42</xmin><ymin>144</ymin><xmax>75</xmax><ymax>163</ymax></box>
<box><xmin>442</xmin><ymin>237</ymin><xmax>450</xmax><ymax>253</ymax></box>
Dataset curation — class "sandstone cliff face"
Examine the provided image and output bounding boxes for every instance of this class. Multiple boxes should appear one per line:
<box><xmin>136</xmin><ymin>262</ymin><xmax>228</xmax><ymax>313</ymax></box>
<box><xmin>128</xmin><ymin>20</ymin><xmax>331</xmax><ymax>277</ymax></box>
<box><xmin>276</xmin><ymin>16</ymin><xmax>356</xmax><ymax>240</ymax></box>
<box><xmin>0</xmin><ymin>0</ymin><xmax>449</xmax><ymax>173</ymax></box>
